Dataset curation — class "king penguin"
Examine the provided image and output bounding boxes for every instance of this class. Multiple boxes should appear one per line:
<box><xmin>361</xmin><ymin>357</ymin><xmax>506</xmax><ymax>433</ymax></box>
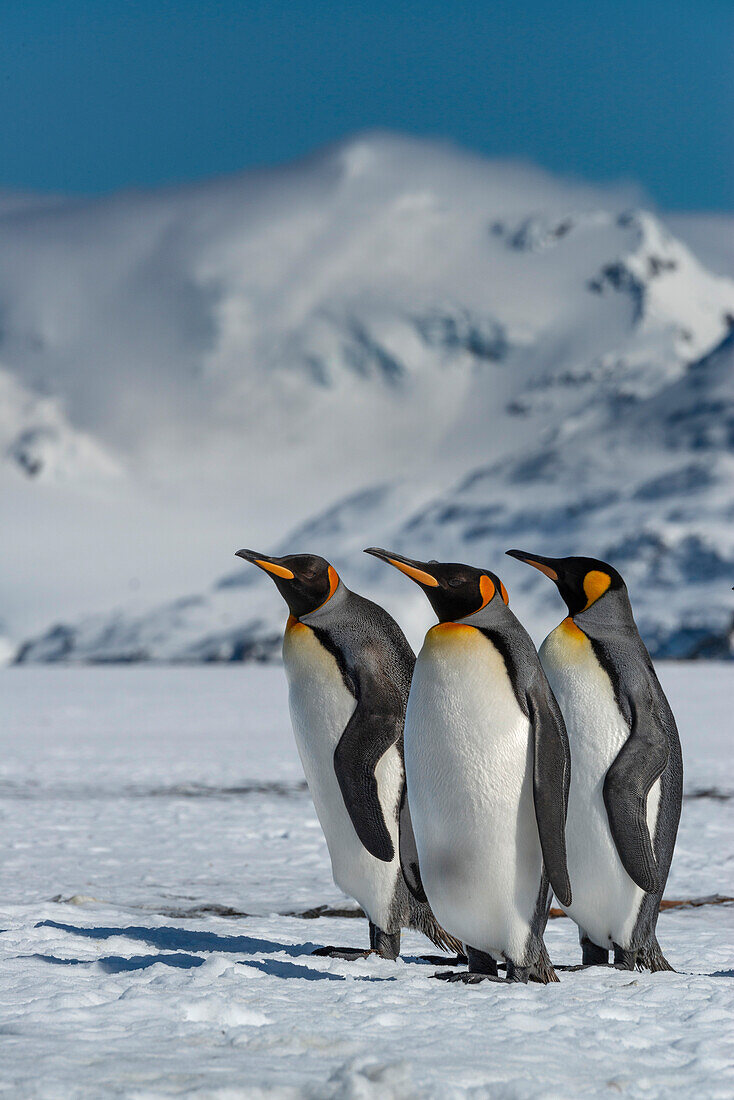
<box><xmin>364</xmin><ymin>548</ymin><xmax>572</xmax><ymax>983</ymax></box>
<box><xmin>235</xmin><ymin>549</ymin><xmax>460</xmax><ymax>961</ymax></box>
<box><xmin>506</xmin><ymin>550</ymin><xmax>683</xmax><ymax>971</ymax></box>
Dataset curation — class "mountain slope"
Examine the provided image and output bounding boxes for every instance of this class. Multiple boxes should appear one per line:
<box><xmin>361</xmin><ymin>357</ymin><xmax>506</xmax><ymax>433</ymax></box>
<box><xmin>3</xmin><ymin>133</ymin><xmax>733</xmax><ymax>660</ymax></box>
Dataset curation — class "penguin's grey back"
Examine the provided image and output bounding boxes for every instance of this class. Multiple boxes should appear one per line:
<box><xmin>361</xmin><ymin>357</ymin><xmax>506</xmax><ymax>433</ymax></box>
<box><xmin>306</xmin><ymin>589</ymin><xmax>415</xmax><ymax>707</ymax></box>
<box><xmin>580</xmin><ymin>597</ymin><xmax>683</xmax><ymax>941</ymax></box>
<box><xmin>284</xmin><ymin>585</ymin><xmax>458</xmax><ymax>950</ymax></box>
<box><xmin>541</xmin><ymin>589</ymin><xmax>682</xmax><ymax>955</ymax></box>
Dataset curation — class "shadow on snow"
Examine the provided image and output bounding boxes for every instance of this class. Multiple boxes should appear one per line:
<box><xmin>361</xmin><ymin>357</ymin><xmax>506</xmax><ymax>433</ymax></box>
<box><xmin>238</xmin><ymin>958</ymin><xmax>395</xmax><ymax>982</ymax></box>
<box><xmin>36</xmin><ymin>920</ymin><xmax>321</xmax><ymax>958</ymax></box>
<box><xmin>32</xmin><ymin>921</ymin><xmax>398</xmax><ymax>981</ymax></box>
<box><xmin>24</xmin><ymin>951</ymin><xmax>205</xmax><ymax>973</ymax></box>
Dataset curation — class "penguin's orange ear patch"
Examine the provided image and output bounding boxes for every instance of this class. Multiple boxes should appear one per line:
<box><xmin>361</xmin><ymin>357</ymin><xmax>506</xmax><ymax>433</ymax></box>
<box><xmin>582</xmin><ymin>570</ymin><xmax>611</xmax><ymax>609</ymax></box>
<box><xmin>478</xmin><ymin>574</ymin><xmax>496</xmax><ymax>609</ymax></box>
<box><xmin>311</xmin><ymin>564</ymin><xmax>340</xmax><ymax>614</ymax></box>
<box><xmin>499</xmin><ymin>581</ymin><xmax>509</xmax><ymax>605</ymax></box>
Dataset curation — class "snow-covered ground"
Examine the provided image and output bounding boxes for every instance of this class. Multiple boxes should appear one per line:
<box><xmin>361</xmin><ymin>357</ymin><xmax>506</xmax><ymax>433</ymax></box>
<box><xmin>1</xmin><ymin>664</ymin><xmax>732</xmax><ymax>1098</ymax></box>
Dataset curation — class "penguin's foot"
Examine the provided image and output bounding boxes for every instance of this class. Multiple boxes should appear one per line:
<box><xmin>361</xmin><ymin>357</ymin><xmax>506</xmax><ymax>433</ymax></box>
<box><xmin>613</xmin><ymin>944</ymin><xmax>638</xmax><ymax>971</ymax></box>
<box><xmin>527</xmin><ymin>943</ymin><xmax>560</xmax><ymax>983</ymax></box>
<box><xmin>638</xmin><ymin>937</ymin><xmax>676</xmax><ymax>973</ymax></box>
<box><xmin>555</xmin><ymin>963</ymin><xmax>604</xmax><ymax>972</ymax></box>
<box><xmin>368</xmin><ymin>923</ymin><xmax>400</xmax><ymax>960</ymax></box>
<box><xmin>465</xmin><ymin>946</ymin><xmax>499</xmax><ymax>977</ymax></box>
<box><xmin>434</xmin><ymin>945</ymin><xmax>507</xmax><ymax>983</ymax></box>
<box><xmin>418</xmin><ymin>953</ymin><xmax>468</xmax><ymax>966</ymax></box>
<box><xmin>506</xmin><ymin>962</ymin><xmax>531</xmax><ymax>984</ymax></box>
<box><xmin>311</xmin><ymin>946</ymin><xmax>374</xmax><ymax>961</ymax></box>
<box><xmin>581</xmin><ymin>939</ymin><xmax>610</xmax><ymax>967</ymax></box>
<box><xmin>433</xmin><ymin>970</ymin><xmax>505</xmax><ymax>984</ymax></box>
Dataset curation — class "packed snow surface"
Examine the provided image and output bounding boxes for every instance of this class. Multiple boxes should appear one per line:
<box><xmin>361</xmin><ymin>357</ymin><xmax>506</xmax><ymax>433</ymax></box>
<box><xmin>3</xmin><ymin>132</ymin><xmax>734</xmax><ymax>661</ymax></box>
<box><xmin>1</xmin><ymin>664</ymin><xmax>732</xmax><ymax>1098</ymax></box>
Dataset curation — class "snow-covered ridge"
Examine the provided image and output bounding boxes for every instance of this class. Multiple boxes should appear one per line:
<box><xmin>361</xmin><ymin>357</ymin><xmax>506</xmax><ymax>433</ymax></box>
<box><xmin>2</xmin><ymin>132</ymin><xmax>733</xmax><ymax>660</ymax></box>
<box><xmin>0</xmin><ymin>366</ymin><xmax>122</xmax><ymax>483</ymax></box>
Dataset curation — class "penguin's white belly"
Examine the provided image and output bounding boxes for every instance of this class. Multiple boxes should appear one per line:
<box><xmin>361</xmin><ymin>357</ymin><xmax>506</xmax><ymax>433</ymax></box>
<box><xmin>540</xmin><ymin>621</ymin><xmax>661</xmax><ymax>949</ymax></box>
<box><xmin>405</xmin><ymin>624</ymin><xmax>543</xmax><ymax>963</ymax></box>
<box><xmin>282</xmin><ymin>620</ymin><xmax>402</xmax><ymax>931</ymax></box>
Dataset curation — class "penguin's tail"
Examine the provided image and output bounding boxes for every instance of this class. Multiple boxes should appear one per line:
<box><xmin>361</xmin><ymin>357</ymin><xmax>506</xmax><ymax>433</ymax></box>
<box><xmin>408</xmin><ymin>897</ymin><xmax>463</xmax><ymax>955</ymax></box>
<box><xmin>530</xmin><ymin>941</ymin><xmax>560</xmax><ymax>984</ymax></box>
<box><xmin>638</xmin><ymin>936</ymin><xmax>675</xmax><ymax>973</ymax></box>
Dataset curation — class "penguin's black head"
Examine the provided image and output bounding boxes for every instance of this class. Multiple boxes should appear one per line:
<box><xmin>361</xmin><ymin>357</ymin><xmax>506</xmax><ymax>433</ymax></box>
<box><xmin>364</xmin><ymin>548</ymin><xmax>509</xmax><ymax>623</ymax></box>
<box><xmin>505</xmin><ymin>549</ymin><xmax>625</xmax><ymax>616</ymax></box>
<box><xmin>235</xmin><ymin>549</ymin><xmax>339</xmax><ymax>619</ymax></box>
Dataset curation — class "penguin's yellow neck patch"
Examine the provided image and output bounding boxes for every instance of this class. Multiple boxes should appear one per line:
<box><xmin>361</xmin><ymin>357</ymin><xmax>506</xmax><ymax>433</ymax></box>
<box><xmin>559</xmin><ymin>616</ymin><xmax>587</xmax><ymax>642</ymax></box>
<box><xmin>286</xmin><ymin>614</ymin><xmax>308</xmax><ymax>634</ymax></box>
<box><xmin>426</xmin><ymin>622</ymin><xmax>476</xmax><ymax>645</ymax></box>
<box><xmin>582</xmin><ymin>570</ymin><xmax>611</xmax><ymax>610</ymax></box>
<box><xmin>428</xmin><ymin>621</ymin><xmax>474</xmax><ymax>635</ymax></box>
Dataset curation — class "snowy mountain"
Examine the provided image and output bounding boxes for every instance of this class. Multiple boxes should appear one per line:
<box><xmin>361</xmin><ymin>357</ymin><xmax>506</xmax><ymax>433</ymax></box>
<box><xmin>4</xmin><ymin>133</ymin><xmax>734</xmax><ymax>662</ymax></box>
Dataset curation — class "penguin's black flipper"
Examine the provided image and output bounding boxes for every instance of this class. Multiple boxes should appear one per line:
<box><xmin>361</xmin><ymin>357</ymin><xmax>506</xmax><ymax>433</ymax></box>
<box><xmin>398</xmin><ymin>784</ymin><xmax>427</xmax><ymax>902</ymax></box>
<box><xmin>333</xmin><ymin>669</ymin><xmax>403</xmax><ymax>863</ymax></box>
<box><xmin>527</xmin><ymin>678</ymin><xmax>572</xmax><ymax>909</ymax></box>
<box><xmin>603</xmin><ymin>704</ymin><xmax>669</xmax><ymax>894</ymax></box>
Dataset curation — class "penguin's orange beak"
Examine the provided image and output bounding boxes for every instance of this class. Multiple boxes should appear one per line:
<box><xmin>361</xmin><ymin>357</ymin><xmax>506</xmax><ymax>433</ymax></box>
<box><xmin>235</xmin><ymin>549</ymin><xmax>295</xmax><ymax>580</ymax></box>
<box><xmin>505</xmin><ymin>549</ymin><xmax>559</xmax><ymax>582</ymax></box>
<box><xmin>363</xmin><ymin>547</ymin><xmax>440</xmax><ymax>588</ymax></box>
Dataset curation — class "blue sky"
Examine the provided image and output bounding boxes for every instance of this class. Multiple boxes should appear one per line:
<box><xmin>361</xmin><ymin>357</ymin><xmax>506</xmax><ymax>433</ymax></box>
<box><xmin>1</xmin><ymin>0</ymin><xmax>731</xmax><ymax>208</ymax></box>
